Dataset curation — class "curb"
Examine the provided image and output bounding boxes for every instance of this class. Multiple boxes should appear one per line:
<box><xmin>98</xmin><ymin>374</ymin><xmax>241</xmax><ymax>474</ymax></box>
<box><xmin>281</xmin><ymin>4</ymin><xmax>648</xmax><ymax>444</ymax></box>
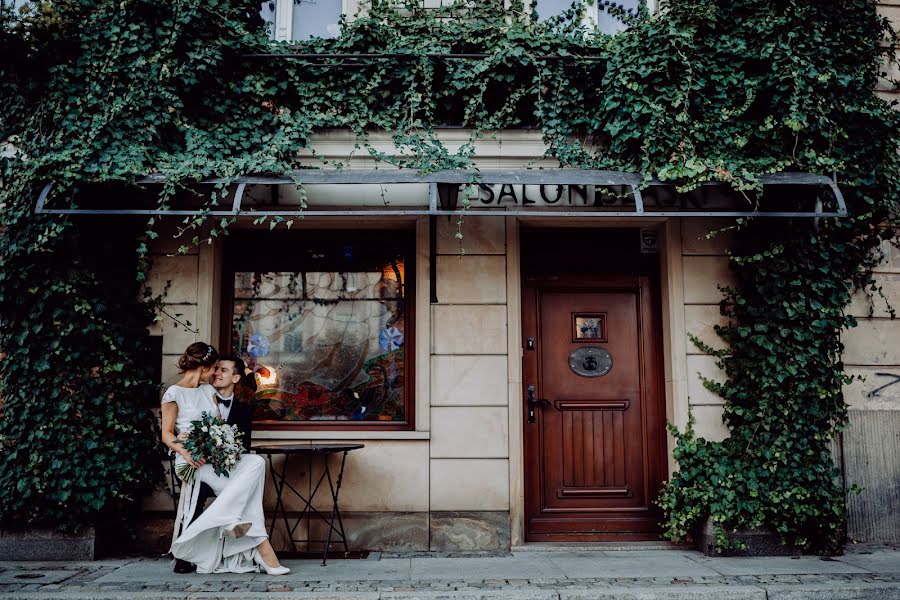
<box><xmin>2</xmin><ymin>582</ymin><xmax>900</xmax><ymax>600</ymax></box>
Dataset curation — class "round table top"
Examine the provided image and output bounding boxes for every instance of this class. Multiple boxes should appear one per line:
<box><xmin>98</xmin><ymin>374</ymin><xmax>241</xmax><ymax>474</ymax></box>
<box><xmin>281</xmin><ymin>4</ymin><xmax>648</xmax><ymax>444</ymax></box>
<box><xmin>252</xmin><ymin>442</ymin><xmax>365</xmax><ymax>455</ymax></box>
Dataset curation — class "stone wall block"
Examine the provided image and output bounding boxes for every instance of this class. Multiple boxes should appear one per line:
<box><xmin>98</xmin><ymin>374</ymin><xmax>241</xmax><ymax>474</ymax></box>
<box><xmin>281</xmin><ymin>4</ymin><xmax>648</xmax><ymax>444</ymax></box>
<box><xmin>430</xmin><ymin>407</ymin><xmax>509</xmax><ymax>458</ymax></box>
<box><xmin>261</xmin><ymin>453</ymin><xmax>311</xmax><ymax>512</ymax></box>
<box><xmin>683</xmin><ymin>256</ymin><xmax>735</xmax><ymax>304</ymax></box>
<box><xmin>437</xmin><ymin>217</ymin><xmax>505</xmax><ymax>255</ymax></box>
<box><xmin>149</xmin><ymin>221</ymin><xmax>201</xmax><ymax>256</ymax></box>
<box><xmin>848</xmin><ymin>274</ymin><xmax>900</xmax><ymax>318</ymax></box>
<box><xmin>430</xmin><ymin>511</ymin><xmax>511</xmax><ymax>551</ymax></box>
<box><xmin>687</xmin><ymin>354</ymin><xmax>726</xmax><ymax>406</ymax></box>
<box><xmin>435</xmin><ymin>255</ymin><xmax>506</xmax><ymax>304</ymax></box>
<box><xmin>681</xmin><ymin>219</ymin><xmax>736</xmax><ymax>255</ymax></box>
<box><xmin>690</xmin><ymin>404</ymin><xmax>730</xmax><ymax>442</ymax></box>
<box><xmin>308</xmin><ymin>512</ymin><xmax>429</xmax><ymax>551</ymax></box>
<box><xmin>430</xmin><ymin>459</ymin><xmax>510</xmax><ymax>511</ymax></box>
<box><xmin>145</xmin><ymin>255</ymin><xmax>199</xmax><ymax>304</ymax></box>
<box><xmin>160</xmin><ymin>355</ymin><xmax>182</xmax><ymax>387</ymax></box>
<box><xmin>432</xmin><ymin>305</ymin><xmax>507</xmax><ymax>354</ymax></box>
<box><xmin>843</xmin><ymin>319</ymin><xmax>900</xmax><ymax>365</ymax></box>
<box><xmin>147</xmin><ymin>304</ymin><xmax>199</xmax><ymax>355</ymax></box>
<box><xmin>308</xmin><ymin>442</ymin><xmax>429</xmax><ymax>512</ymax></box>
<box><xmin>843</xmin><ymin>367</ymin><xmax>900</xmax><ymax>410</ymax></box>
<box><xmin>684</xmin><ymin>305</ymin><xmax>730</xmax><ymax>354</ymax></box>
<box><xmin>431</xmin><ymin>355</ymin><xmax>508</xmax><ymax>406</ymax></box>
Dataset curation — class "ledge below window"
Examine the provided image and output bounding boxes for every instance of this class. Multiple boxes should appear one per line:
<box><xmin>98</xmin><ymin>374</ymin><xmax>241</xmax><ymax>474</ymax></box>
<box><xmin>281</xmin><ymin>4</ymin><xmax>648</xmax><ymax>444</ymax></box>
<box><xmin>252</xmin><ymin>430</ymin><xmax>430</xmax><ymax>441</ymax></box>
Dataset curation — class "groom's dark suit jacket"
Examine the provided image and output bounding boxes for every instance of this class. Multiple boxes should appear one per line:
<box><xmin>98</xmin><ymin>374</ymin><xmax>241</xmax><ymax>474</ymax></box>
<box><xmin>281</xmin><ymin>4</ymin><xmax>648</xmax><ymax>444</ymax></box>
<box><xmin>189</xmin><ymin>398</ymin><xmax>253</xmax><ymax>523</ymax></box>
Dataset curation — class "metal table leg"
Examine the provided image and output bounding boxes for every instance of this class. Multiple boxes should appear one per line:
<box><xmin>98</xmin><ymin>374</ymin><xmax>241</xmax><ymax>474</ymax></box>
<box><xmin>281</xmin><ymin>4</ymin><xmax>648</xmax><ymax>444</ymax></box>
<box><xmin>321</xmin><ymin>450</ymin><xmax>351</xmax><ymax>566</ymax></box>
<box><xmin>265</xmin><ymin>452</ymin><xmax>299</xmax><ymax>554</ymax></box>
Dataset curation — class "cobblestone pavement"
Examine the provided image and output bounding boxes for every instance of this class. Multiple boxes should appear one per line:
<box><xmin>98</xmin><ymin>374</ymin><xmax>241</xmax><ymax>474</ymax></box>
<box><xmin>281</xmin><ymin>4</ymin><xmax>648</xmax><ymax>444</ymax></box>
<box><xmin>1</xmin><ymin>546</ymin><xmax>899</xmax><ymax>599</ymax></box>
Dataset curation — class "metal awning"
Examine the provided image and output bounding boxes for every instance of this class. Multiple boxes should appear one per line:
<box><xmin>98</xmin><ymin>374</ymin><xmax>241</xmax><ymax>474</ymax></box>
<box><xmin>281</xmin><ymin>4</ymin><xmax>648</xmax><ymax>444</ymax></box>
<box><xmin>34</xmin><ymin>169</ymin><xmax>848</xmax><ymax>218</ymax></box>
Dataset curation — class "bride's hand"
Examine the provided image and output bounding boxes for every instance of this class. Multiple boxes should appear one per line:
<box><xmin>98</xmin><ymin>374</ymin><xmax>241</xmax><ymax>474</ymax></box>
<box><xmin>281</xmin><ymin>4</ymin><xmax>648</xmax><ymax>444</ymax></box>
<box><xmin>180</xmin><ymin>449</ymin><xmax>205</xmax><ymax>468</ymax></box>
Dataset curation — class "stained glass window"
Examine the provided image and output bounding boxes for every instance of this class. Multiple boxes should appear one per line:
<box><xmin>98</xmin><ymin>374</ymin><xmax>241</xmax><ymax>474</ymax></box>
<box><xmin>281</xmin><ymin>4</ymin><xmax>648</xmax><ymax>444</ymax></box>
<box><xmin>227</xmin><ymin>231</ymin><xmax>413</xmax><ymax>427</ymax></box>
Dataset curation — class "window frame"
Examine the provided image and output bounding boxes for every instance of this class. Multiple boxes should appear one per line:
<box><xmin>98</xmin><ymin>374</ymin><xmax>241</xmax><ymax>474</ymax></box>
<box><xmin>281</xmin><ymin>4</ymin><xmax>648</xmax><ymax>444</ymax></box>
<box><xmin>527</xmin><ymin>0</ymin><xmax>655</xmax><ymax>33</ymax></box>
<box><xmin>220</xmin><ymin>228</ymin><xmax>416</xmax><ymax>432</ymax></box>
<box><xmin>271</xmin><ymin>0</ymin><xmax>355</xmax><ymax>42</ymax></box>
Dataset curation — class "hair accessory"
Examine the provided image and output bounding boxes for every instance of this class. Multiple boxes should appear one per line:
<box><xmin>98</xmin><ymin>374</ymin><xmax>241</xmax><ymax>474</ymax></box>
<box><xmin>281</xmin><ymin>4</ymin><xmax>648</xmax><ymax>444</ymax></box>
<box><xmin>202</xmin><ymin>345</ymin><xmax>214</xmax><ymax>362</ymax></box>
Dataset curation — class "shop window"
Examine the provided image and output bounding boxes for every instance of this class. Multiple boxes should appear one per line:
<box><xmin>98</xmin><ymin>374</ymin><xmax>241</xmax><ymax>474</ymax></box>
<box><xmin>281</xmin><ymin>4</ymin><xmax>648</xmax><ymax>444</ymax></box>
<box><xmin>533</xmin><ymin>0</ymin><xmax>642</xmax><ymax>35</ymax></box>
<box><xmin>225</xmin><ymin>230</ymin><xmax>414</xmax><ymax>429</ymax></box>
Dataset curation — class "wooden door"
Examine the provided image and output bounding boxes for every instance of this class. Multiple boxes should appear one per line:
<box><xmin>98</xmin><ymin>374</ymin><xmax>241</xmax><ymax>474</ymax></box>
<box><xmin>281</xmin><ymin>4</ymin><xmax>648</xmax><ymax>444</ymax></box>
<box><xmin>523</xmin><ymin>277</ymin><xmax>666</xmax><ymax>541</ymax></box>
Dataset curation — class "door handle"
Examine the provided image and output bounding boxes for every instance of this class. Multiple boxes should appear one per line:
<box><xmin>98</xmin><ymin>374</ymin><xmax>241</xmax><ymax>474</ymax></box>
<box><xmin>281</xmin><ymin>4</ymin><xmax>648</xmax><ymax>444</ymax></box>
<box><xmin>527</xmin><ymin>385</ymin><xmax>551</xmax><ymax>424</ymax></box>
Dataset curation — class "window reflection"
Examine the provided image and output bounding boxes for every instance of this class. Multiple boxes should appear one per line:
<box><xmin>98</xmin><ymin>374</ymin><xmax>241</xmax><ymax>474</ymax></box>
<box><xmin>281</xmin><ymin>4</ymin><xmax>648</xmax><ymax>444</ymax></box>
<box><xmin>292</xmin><ymin>0</ymin><xmax>342</xmax><ymax>40</ymax></box>
<box><xmin>232</xmin><ymin>261</ymin><xmax>407</xmax><ymax>424</ymax></box>
<box><xmin>259</xmin><ymin>1</ymin><xmax>276</xmax><ymax>39</ymax></box>
<box><xmin>534</xmin><ymin>0</ymin><xmax>640</xmax><ymax>34</ymax></box>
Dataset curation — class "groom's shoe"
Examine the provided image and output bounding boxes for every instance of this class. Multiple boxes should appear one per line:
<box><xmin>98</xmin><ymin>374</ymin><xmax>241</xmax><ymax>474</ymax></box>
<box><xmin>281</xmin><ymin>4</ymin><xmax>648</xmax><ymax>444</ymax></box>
<box><xmin>173</xmin><ymin>559</ymin><xmax>197</xmax><ymax>574</ymax></box>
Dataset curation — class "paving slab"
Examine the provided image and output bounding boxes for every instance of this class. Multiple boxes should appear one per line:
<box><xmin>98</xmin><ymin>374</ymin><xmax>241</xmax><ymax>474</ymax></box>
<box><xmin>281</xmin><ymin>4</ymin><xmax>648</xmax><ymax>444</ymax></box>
<box><xmin>0</xmin><ymin>560</ymin><xmax>123</xmax><ymax>569</ymax></box>
<box><xmin>409</xmin><ymin>556</ymin><xmax>566</xmax><ymax>581</ymax></box>
<box><xmin>600</xmin><ymin>550</ymin><xmax>705</xmax><ymax>558</ymax></box>
<box><xmin>558</xmin><ymin>586</ymin><xmax>767</xmax><ymax>600</ymax></box>
<box><xmin>93</xmin><ymin>559</ymin><xmax>258</xmax><ymax>583</ymax></box>
<box><xmin>0</xmin><ymin>570</ymin><xmax>77</xmax><ymax>585</ymax></box>
<box><xmin>838</xmin><ymin>551</ymin><xmax>900</xmax><ymax>574</ymax></box>
<box><xmin>512</xmin><ymin>542</ymin><xmax>682</xmax><ymax>552</ymax></box>
<box><xmin>92</xmin><ymin>557</ymin><xmax>413</xmax><ymax>584</ymax></box>
<box><xmin>383</xmin><ymin>592</ymin><xmax>558</xmax><ymax>600</ymax></box>
<box><xmin>690</xmin><ymin>556</ymin><xmax>872</xmax><ymax>576</ymax></box>
<box><xmin>761</xmin><ymin>581</ymin><xmax>900</xmax><ymax>600</ymax></box>
<box><xmin>548</xmin><ymin>552</ymin><xmax>721</xmax><ymax>579</ymax></box>
<box><xmin>272</xmin><ymin>558</ymin><xmax>412</xmax><ymax>581</ymax></box>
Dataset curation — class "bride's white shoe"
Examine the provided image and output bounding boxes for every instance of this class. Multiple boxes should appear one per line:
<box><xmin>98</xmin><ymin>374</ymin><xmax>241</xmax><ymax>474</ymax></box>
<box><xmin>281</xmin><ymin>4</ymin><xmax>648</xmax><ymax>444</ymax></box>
<box><xmin>224</xmin><ymin>522</ymin><xmax>252</xmax><ymax>539</ymax></box>
<box><xmin>253</xmin><ymin>549</ymin><xmax>290</xmax><ymax>575</ymax></box>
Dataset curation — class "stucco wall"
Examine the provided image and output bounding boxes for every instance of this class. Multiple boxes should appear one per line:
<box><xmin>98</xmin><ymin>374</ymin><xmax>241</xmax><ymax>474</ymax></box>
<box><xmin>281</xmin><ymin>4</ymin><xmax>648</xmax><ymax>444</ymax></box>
<box><xmin>841</xmin><ymin>236</ymin><xmax>900</xmax><ymax>543</ymax></box>
<box><xmin>878</xmin><ymin>1</ymin><xmax>900</xmax><ymax>105</ymax></box>
<box><xmin>676</xmin><ymin>218</ymin><xmax>735</xmax><ymax>442</ymax></box>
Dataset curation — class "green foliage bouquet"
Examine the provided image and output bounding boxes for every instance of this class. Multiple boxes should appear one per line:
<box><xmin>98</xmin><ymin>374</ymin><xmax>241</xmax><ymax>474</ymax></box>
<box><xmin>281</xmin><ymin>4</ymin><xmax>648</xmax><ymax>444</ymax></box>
<box><xmin>175</xmin><ymin>413</ymin><xmax>244</xmax><ymax>485</ymax></box>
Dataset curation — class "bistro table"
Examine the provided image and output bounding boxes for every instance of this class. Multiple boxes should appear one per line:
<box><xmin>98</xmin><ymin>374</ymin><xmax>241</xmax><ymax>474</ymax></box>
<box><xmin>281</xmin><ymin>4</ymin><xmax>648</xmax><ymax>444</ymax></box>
<box><xmin>252</xmin><ymin>443</ymin><xmax>365</xmax><ymax>566</ymax></box>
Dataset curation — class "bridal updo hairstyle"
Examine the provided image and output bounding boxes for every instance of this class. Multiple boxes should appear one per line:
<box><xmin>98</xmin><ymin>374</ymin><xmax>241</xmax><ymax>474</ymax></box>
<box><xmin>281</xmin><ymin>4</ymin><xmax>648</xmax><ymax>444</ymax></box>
<box><xmin>177</xmin><ymin>342</ymin><xmax>219</xmax><ymax>372</ymax></box>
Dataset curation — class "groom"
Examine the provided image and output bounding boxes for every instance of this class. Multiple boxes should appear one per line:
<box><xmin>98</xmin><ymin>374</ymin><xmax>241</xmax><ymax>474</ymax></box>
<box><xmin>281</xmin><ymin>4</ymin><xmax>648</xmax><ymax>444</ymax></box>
<box><xmin>208</xmin><ymin>356</ymin><xmax>254</xmax><ymax>454</ymax></box>
<box><xmin>173</xmin><ymin>355</ymin><xmax>255</xmax><ymax>574</ymax></box>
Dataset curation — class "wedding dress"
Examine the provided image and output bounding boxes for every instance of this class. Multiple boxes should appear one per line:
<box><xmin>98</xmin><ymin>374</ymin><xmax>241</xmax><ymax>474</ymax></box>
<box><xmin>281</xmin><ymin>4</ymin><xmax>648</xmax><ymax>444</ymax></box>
<box><xmin>163</xmin><ymin>384</ymin><xmax>268</xmax><ymax>574</ymax></box>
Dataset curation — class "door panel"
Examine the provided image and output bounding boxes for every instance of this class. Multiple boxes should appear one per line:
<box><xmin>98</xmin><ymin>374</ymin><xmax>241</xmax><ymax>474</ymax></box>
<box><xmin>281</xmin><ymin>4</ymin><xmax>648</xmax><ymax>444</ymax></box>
<box><xmin>523</xmin><ymin>279</ymin><xmax>665</xmax><ymax>541</ymax></box>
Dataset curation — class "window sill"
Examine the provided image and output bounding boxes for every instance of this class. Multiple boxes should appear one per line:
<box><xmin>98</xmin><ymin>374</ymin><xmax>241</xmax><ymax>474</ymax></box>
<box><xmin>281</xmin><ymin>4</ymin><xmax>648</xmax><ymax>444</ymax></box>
<box><xmin>252</xmin><ymin>430</ymin><xmax>430</xmax><ymax>441</ymax></box>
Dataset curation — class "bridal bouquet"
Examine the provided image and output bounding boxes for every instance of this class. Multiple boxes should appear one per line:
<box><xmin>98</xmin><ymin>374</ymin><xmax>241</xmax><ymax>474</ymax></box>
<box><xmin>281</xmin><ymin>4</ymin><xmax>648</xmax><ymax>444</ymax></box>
<box><xmin>175</xmin><ymin>412</ymin><xmax>244</xmax><ymax>484</ymax></box>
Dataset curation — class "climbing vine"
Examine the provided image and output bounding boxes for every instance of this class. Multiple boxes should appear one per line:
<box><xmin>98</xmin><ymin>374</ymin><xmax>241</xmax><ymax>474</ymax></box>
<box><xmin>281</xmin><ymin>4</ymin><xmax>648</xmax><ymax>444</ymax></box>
<box><xmin>0</xmin><ymin>0</ymin><xmax>898</xmax><ymax>551</ymax></box>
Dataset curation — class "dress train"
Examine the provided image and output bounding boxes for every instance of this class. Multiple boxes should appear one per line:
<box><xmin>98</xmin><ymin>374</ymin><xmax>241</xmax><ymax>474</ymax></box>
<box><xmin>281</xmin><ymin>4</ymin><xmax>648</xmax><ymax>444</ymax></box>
<box><xmin>170</xmin><ymin>453</ymin><xmax>268</xmax><ymax>574</ymax></box>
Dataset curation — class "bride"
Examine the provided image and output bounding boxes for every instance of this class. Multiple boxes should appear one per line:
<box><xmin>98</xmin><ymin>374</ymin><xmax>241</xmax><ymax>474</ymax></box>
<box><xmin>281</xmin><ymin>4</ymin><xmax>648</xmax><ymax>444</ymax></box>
<box><xmin>161</xmin><ymin>342</ymin><xmax>289</xmax><ymax>575</ymax></box>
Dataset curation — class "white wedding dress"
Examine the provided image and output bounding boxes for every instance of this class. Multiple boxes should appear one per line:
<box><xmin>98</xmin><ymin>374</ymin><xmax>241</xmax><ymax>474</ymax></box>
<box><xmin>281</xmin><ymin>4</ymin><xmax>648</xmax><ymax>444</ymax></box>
<box><xmin>163</xmin><ymin>384</ymin><xmax>268</xmax><ymax>574</ymax></box>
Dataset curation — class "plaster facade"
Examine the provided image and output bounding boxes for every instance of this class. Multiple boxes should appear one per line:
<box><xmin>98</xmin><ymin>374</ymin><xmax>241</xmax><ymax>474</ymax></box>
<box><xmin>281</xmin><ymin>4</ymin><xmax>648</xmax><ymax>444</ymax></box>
<box><xmin>142</xmin><ymin>129</ymin><xmax>900</xmax><ymax>549</ymax></box>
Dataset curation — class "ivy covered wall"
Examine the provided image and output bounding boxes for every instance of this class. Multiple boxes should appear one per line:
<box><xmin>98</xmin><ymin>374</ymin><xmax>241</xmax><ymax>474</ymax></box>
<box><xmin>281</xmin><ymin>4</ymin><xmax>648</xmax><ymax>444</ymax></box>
<box><xmin>0</xmin><ymin>0</ymin><xmax>898</xmax><ymax>552</ymax></box>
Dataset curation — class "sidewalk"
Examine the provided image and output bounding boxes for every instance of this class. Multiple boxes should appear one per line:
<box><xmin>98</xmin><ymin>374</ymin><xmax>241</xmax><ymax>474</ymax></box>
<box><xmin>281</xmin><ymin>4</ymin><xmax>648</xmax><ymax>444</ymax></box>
<box><xmin>1</xmin><ymin>545</ymin><xmax>900</xmax><ymax>599</ymax></box>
